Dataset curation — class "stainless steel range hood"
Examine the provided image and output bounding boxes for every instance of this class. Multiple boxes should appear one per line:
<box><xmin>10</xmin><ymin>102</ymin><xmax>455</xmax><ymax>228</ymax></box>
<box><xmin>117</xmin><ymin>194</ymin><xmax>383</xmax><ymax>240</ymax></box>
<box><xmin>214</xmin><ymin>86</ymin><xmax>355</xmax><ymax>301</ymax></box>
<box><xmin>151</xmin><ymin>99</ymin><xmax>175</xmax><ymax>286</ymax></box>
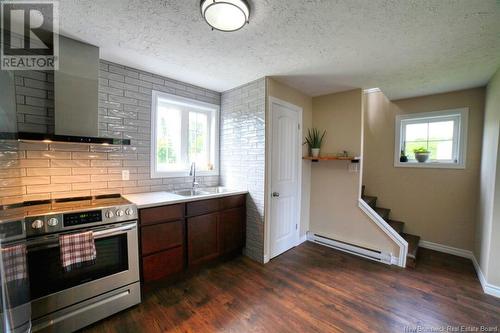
<box><xmin>16</xmin><ymin>36</ymin><xmax>130</xmax><ymax>145</ymax></box>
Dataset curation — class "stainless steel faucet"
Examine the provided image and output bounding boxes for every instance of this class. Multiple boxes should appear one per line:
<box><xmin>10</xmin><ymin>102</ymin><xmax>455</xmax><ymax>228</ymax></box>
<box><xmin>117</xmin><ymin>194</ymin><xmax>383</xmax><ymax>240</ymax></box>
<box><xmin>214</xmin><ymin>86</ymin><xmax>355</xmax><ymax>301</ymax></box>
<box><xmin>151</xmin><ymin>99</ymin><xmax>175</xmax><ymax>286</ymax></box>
<box><xmin>189</xmin><ymin>162</ymin><xmax>198</xmax><ymax>189</ymax></box>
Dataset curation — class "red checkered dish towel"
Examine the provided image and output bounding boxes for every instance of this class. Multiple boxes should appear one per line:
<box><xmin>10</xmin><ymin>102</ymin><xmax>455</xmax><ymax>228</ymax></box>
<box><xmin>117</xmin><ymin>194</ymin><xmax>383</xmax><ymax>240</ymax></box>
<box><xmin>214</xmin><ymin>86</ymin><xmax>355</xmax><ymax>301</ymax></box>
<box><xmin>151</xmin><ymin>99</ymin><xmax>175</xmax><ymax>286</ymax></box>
<box><xmin>59</xmin><ymin>231</ymin><xmax>97</xmax><ymax>272</ymax></box>
<box><xmin>1</xmin><ymin>244</ymin><xmax>28</xmax><ymax>283</ymax></box>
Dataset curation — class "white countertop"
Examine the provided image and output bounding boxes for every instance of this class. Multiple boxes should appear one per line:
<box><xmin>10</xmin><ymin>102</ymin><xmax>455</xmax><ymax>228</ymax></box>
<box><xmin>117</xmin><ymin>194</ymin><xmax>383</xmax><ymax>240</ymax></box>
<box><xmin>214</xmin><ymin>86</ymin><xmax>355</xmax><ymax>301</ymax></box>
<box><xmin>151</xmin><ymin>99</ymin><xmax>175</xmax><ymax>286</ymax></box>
<box><xmin>123</xmin><ymin>189</ymin><xmax>248</xmax><ymax>209</ymax></box>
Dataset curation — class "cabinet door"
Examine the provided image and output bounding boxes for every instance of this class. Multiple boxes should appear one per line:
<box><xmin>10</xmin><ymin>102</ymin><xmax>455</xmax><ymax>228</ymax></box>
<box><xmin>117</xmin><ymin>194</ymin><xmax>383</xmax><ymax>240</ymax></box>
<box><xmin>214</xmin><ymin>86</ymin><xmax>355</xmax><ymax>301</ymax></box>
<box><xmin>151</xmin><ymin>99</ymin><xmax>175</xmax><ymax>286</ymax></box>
<box><xmin>220</xmin><ymin>207</ymin><xmax>245</xmax><ymax>255</ymax></box>
<box><xmin>142</xmin><ymin>246</ymin><xmax>184</xmax><ymax>283</ymax></box>
<box><xmin>187</xmin><ymin>212</ymin><xmax>219</xmax><ymax>266</ymax></box>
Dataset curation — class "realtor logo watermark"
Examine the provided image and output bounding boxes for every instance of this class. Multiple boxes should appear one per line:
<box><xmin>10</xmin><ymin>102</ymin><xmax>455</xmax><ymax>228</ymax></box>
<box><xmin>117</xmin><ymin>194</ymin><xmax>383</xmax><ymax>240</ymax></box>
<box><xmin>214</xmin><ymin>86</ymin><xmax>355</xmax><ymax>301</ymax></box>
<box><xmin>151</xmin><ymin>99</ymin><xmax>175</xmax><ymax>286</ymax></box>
<box><xmin>1</xmin><ymin>0</ymin><xmax>59</xmax><ymax>70</ymax></box>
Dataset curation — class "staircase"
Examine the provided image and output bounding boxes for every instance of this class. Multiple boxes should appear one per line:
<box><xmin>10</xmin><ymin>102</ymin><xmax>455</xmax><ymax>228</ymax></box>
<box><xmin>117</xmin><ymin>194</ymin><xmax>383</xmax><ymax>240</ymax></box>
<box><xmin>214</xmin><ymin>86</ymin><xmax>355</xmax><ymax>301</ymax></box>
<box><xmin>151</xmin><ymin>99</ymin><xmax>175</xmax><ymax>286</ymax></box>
<box><xmin>362</xmin><ymin>185</ymin><xmax>420</xmax><ymax>268</ymax></box>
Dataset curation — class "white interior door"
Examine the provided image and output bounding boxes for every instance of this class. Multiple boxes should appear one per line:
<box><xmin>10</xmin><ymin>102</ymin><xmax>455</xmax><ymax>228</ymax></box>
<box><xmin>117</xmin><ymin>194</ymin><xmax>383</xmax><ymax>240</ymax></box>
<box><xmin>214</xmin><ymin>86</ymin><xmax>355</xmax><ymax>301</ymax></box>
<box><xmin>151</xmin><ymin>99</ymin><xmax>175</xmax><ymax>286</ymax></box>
<box><xmin>269</xmin><ymin>98</ymin><xmax>301</xmax><ymax>259</ymax></box>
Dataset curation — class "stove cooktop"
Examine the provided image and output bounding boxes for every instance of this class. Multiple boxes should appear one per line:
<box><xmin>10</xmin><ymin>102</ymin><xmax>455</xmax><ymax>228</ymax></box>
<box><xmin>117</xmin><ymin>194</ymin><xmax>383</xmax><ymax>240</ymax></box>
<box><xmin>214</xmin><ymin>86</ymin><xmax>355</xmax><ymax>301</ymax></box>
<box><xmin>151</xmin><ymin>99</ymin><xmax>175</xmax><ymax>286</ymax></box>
<box><xmin>0</xmin><ymin>194</ymin><xmax>137</xmax><ymax>241</ymax></box>
<box><xmin>0</xmin><ymin>194</ymin><xmax>130</xmax><ymax>220</ymax></box>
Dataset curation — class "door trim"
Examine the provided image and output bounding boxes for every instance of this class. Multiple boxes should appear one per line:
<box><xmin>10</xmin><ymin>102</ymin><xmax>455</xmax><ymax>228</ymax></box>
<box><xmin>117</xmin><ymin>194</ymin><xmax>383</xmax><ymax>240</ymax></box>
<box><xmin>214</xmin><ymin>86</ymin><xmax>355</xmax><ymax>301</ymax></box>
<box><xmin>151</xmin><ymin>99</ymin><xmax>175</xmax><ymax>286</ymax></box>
<box><xmin>265</xmin><ymin>96</ymin><xmax>303</xmax><ymax>262</ymax></box>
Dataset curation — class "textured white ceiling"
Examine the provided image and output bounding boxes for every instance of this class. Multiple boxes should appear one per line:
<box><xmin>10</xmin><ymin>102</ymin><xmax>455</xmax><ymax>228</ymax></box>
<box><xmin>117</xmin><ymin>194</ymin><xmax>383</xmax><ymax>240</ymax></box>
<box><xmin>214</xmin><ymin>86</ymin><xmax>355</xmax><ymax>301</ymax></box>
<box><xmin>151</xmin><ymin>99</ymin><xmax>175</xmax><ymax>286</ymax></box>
<box><xmin>59</xmin><ymin>0</ymin><xmax>500</xmax><ymax>100</ymax></box>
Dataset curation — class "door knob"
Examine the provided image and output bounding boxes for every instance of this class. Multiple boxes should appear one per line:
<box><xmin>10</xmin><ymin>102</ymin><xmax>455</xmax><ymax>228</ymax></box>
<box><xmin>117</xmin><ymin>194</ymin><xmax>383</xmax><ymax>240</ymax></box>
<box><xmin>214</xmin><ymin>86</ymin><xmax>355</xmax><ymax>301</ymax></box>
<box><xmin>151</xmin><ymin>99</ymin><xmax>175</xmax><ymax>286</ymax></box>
<box><xmin>272</xmin><ymin>192</ymin><xmax>280</xmax><ymax>197</ymax></box>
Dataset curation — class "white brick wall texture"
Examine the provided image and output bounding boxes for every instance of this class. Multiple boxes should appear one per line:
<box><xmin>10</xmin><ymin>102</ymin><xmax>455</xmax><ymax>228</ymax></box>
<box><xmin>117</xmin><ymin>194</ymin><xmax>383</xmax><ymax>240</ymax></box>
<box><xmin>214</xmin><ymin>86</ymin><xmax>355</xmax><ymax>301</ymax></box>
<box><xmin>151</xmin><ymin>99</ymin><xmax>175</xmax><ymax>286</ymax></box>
<box><xmin>220</xmin><ymin>78</ymin><xmax>266</xmax><ymax>263</ymax></box>
<box><xmin>0</xmin><ymin>60</ymin><xmax>220</xmax><ymax>204</ymax></box>
<box><xmin>2</xmin><ymin>62</ymin><xmax>267</xmax><ymax>265</ymax></box>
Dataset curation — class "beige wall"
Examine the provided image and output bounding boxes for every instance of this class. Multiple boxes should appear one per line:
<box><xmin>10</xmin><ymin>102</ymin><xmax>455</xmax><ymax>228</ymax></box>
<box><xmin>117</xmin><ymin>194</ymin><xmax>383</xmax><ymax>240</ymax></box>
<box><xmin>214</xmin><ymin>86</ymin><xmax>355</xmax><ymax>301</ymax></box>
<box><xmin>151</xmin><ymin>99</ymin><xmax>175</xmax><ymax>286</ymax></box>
<box><xmin>266</xmin><ymin>78</ymin><xmax>313</xmax><ymax>238</ymax></box>
<box><xmin>476</xmin><ymin>68</ymin><xmax>500</xmax><ymax>286</ymax></box>
<box><xmin>363</xmin><ymin>88</ymin><xmax>485</xmax><ymax>251</ymax></box>
<box><xmin>310</xmin><ymin>89</ymin><xmax>399</xmax><ymax>255</ymax></box>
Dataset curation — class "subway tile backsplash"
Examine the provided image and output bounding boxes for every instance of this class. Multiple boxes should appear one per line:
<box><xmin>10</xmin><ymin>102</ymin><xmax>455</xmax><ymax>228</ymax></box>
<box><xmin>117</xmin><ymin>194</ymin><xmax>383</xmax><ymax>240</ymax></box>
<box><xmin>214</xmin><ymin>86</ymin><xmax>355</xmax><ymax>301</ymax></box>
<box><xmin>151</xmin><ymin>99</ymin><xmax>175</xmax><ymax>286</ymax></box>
<box><xmin>0</xmin><ymin>60</ymin><xmax>220</xmax><ymax>204</ymax></box>
<box><xmin>220</xmin><ymin>78</ymin><xmax>266</xmax><ymax>263</ymax></box>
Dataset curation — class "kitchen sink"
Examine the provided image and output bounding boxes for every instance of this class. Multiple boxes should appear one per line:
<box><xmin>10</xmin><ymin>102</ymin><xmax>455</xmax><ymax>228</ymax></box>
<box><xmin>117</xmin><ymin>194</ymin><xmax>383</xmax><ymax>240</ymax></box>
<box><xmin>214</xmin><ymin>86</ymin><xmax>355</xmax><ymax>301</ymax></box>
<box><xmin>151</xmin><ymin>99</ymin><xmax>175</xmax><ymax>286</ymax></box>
<box><xmin>201</xmin><ymin>186</ymin><xmax>230</xmax><ymax>194</ymax></box>
<box><xmin>171</xmin><ymin>187</ymin><xmax>231</xmax><ymax>197</ymax></box>
<box><xmin>173</xmin><ymin>189</ymin><xmax>210</xmax><ymax>197</ymax></box>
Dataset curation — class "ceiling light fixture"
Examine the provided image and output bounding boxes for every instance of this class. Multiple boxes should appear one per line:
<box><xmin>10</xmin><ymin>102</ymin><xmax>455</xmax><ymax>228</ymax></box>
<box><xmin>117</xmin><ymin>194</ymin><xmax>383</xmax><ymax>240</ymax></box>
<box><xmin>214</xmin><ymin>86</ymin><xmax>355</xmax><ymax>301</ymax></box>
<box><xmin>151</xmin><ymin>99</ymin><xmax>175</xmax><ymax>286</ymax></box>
<box><xmin>200</xmin><ymin>0</ymin><xmax>250</xmax><ymax>32</ymax></box>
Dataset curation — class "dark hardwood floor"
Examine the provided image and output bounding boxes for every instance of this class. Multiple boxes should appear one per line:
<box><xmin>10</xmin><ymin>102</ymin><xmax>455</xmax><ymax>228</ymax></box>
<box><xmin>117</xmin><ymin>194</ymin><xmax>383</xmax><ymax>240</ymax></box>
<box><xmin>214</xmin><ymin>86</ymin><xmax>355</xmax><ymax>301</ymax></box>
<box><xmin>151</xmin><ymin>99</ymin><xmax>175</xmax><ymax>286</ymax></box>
<box><xmin>82</xmin><ymin>242</ymin><xmax>500</xmax><ymax>333</ymax></box>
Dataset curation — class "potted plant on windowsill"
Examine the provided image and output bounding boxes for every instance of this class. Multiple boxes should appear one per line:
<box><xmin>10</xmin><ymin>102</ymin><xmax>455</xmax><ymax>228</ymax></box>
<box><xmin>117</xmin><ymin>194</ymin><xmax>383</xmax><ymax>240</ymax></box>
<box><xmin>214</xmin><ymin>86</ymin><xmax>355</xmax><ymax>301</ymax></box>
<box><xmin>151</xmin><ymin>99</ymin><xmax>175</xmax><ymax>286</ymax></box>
<box><xmin>413</xmin><ymin>147</ymin><xmax>431</xmax><ymax>163</ymax></box>
<box><xmin>304</xmin><ymin>128</ymin><xmax>326</xmax><ymax>158</ymax></box>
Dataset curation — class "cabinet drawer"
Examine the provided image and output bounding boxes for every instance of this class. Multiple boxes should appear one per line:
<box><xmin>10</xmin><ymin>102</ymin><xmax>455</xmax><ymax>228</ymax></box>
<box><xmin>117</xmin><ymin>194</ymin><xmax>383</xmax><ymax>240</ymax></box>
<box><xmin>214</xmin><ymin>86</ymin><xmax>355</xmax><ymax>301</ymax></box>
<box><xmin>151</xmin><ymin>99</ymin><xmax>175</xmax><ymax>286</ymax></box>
<box><xmin>142</xmin><ymin>246</ymin><xmax>184</xmax><ymax>283</ymax></box>
<box><xmin>140</xmin><ymin>204</ymin><xmax>184</xmax><ymax>226</ymax></box>
<box><xmin>187</xmin><ymin>212</ymin><xmax>219</xmax><ymax>266</ymax></box>
<box><xmin>141</xmin><ymin>220</ymin><xmax>183</xmax><ymax>256</ymax></box>
<box><xmin>221</xmin><ymin>194</ymin><xmax>246</xmax><ymax>210</ymax></box>
<box><xmin>186</xmin><ymin>199</ymin><xmax>220</xmax><ymax>217</ymax></box>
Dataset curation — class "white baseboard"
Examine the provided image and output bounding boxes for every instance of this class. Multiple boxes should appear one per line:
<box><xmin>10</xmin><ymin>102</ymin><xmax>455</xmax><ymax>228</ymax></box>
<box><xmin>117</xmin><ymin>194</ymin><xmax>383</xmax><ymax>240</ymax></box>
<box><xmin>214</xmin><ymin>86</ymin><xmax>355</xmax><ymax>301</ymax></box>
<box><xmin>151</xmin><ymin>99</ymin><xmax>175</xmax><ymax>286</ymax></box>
<box><xmin>418</xmin><ymin>240</ymin><xmax>474</xmax><ymax>259</ymax></box>
<box><xmin>471</xmin><ymin>255</ymin><xmax>500</xmax><ymax>298</ymax></box>
<box><xmin>419</xmin><ymin>239</ymin><xmax>500</xmax><ymax>298</ymax></box>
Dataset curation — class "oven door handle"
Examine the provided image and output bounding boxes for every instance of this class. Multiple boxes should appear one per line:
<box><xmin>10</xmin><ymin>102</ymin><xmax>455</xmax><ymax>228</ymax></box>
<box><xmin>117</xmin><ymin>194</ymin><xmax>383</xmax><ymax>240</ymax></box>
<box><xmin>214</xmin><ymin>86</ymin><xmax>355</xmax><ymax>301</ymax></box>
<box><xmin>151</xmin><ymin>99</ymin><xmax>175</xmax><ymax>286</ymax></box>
<box><xmin>26</xmin><ymin>222</ymin><xmax>137</xmax><ymax>251</ymax></box>
<box><xmin>93</xmin><ymin>222</ymin><xmax>137</xmax><ymax>238</ymax></box>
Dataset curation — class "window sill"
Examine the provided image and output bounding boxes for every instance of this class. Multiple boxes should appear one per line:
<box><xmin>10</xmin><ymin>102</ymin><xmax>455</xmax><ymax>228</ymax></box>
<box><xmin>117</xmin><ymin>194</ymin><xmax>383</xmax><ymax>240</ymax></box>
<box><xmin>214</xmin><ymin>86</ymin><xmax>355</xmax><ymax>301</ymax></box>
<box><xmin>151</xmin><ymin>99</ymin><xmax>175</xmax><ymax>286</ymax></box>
<box><xmin>151</xmin><ymin>170</ymin><xmax>219</xmax><ymax>179</ymax></box>
<box><xmin>394</xmin><ymin>161</ymin><xmax>465</xmax><ymax>169</ymax></box>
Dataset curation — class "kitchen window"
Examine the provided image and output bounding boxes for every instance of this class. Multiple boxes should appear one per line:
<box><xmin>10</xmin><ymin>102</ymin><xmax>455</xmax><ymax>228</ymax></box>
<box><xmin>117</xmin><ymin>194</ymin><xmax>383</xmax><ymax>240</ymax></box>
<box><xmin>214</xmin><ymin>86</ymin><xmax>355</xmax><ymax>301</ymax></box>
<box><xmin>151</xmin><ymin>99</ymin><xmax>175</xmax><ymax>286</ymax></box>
<box><xmin>394</xmin><ymin>108</ymin><xmax>468</xmax><ymax>169</ymax></box>
<box><xmin>151</xmin><ymin>91</ymin><xmax>219</xmax><ymax>178</ymax></box>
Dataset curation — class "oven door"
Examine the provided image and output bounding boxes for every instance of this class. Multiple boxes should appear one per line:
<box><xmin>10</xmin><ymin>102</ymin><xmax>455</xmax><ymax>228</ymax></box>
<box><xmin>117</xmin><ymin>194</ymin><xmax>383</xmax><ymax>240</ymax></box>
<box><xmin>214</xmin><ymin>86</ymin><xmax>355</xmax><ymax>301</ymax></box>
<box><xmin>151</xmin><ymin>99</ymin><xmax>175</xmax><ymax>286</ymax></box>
<box><xmin>26</xmin><ymin>221</ymin><xmax>139</xmax><ymax>320</ymax></box>
<box><xmin>0</xmin><ymin>239</ymin><xmax>31</xmax><ymax>333</ymax></box>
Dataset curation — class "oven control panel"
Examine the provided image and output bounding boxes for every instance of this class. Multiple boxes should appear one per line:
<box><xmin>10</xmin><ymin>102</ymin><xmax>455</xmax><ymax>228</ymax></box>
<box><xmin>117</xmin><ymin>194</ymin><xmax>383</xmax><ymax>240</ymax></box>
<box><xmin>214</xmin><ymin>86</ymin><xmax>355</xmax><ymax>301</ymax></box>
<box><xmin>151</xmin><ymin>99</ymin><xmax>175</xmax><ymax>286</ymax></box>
<box><xmin>102</xmin><ymin>205</ymin><xmax>137</xmax><ymax>223</ymax></box>
<box><xmin>64</xmin><ymin>210</ymin><xmax>102</xmax><ymax>227</ymax></box>
<box><xmin>25</xmin><ymin>204</ymin><xmax>137</xmax><ymax>237</ymax></box>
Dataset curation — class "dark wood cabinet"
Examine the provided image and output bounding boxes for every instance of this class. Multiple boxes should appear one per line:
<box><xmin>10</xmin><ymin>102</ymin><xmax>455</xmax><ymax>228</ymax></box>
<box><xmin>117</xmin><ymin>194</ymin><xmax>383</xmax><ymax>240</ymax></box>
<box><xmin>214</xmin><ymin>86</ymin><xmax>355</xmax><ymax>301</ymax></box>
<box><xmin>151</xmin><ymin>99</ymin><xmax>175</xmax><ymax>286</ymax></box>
<box><xmin>186</xmin><ymin>198</ymin><xmax>220</xmax><ymax>217</ymax></box>
<box><xmin>139</xmin><ymin>203</ymin><xmax>186</xmax><ymax>284</ymax></box>
<box><xmin>219</xmin><ymin>207</ymin><xmax>245</xmax><ymax>255</ymax></box>
<box><xmin>140</xmin><ymin>203</ymin><xmax>184</xmax><ymax>226</ymax></box>
<box><xmin>220</xmin><ymin>194</ymin><xmax>246</xmax><ymax>210</ymax></box>
<box><xmin>187</xmin><ymin>212</ymin><xmax>219</xmax><ymax>266</ymax></box>
<box><xmin>142</xmin><ymin>246</ymin><xmax>184</xmax><ymax>283</ymax></box>
<box><xmin>141</xmin><ymin>220</ymin><xmax>183</xmax><ymax>256</ymax></box>
<box><xmin>139</xmin><ymin>193</ymin><xmax>246</xmax><ymax>286</ymax></box>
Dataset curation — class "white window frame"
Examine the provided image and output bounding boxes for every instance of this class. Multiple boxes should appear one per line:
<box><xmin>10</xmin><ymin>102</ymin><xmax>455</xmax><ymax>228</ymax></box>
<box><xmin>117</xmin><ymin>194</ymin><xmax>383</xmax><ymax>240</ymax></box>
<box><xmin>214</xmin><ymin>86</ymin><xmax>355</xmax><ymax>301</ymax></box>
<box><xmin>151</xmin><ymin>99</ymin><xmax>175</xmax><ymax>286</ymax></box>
<box><xmin>394</xmin><ymin>108</ymin><xmax>468</xmax><ymax>169</ymax></box>
<box><xmin>151</xmin><ymin>91</ymin><xmax>220</xmax><ymax>178</ymax></box>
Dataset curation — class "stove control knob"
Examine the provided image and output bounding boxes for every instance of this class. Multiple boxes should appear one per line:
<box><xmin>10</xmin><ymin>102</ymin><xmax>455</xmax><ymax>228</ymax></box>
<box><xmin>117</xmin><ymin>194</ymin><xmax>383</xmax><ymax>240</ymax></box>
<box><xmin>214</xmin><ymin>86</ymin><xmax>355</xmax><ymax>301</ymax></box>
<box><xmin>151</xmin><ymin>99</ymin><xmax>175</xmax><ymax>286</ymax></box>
<box><xmin>115</xmin><ymin>209</ymin><xmax>124</xmax><ymax>217</ymax></box>
<box><xmin>105</xmin><ymin>210</ymin><xmax>114</xmax><ymax>218</ymax></box>
<box><xmin>31</xmin><ymin>219</ymin><xmax>44</xmax><ymax>229</ymax></box>
<box><xmin>125</xmin><ymin>208</ymin><xmax>133</xmax><ymax>216</ymax></box>
<box><xmin>47</xmin><ymin>217</ymin><xmax>59</xmax><ymax>227</ymax></box>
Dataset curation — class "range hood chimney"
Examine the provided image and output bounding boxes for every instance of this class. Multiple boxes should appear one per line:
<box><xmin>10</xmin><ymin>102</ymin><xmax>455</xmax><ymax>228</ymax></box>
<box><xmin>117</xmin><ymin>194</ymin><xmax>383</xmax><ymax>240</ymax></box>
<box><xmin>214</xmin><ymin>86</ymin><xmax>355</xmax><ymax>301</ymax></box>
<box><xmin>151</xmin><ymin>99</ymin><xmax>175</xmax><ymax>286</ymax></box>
<box><xmin>56</xmin><ymin>36</ymin><xmax>99</xmax><ymax>137</ymax></box>
<box><xmin>17</xmin><ymin>36</ymin><xmax>129</xmax><ymax>145</ymax></box>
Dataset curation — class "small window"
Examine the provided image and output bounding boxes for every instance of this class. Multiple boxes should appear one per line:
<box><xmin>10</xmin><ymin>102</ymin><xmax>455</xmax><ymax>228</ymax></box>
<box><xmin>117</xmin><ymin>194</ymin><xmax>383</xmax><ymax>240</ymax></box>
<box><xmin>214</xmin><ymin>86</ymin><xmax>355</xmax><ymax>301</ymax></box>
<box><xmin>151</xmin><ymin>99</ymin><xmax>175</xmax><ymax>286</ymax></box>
<box><xmin>151</xmin><ymin>91</ymin><xmax>219</xmax><ymax>178</ymax></box>
<box><xmin>394</xmin><ymin>108</ymin><xmax>468</xmax><ymax>169</ymax></box>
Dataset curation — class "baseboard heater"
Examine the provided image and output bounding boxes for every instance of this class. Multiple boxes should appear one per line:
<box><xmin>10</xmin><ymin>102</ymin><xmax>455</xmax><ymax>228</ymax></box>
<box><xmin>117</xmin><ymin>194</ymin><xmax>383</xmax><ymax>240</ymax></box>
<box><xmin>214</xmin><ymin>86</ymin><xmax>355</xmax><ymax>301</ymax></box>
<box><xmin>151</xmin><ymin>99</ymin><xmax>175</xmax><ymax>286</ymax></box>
<box><xmin>309</xmin><ymin>233</ymin><xmax>393</xmax><ymax>265</ymax></box>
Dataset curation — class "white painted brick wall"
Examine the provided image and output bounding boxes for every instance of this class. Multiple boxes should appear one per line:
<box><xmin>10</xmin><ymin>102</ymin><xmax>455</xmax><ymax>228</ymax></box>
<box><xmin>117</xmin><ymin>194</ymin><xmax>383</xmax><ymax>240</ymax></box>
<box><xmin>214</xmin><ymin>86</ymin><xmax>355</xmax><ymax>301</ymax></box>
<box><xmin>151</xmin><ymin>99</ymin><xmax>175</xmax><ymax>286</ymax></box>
<box><xmin>220</xmin><ymin>78</ymin><xmax>266</xmax><ymax>263</ymax></box>
<box><xmin>0</xmin><ymin>61</ymin><xmax>220</xmax><ymax>203</ymax></box>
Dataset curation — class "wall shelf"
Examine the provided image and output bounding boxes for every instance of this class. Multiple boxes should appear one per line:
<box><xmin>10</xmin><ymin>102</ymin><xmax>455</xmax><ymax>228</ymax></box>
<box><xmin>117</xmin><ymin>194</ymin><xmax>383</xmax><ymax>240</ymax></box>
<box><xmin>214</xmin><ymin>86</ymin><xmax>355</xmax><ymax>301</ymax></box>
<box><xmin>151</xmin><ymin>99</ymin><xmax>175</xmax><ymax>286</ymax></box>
<box><xmin>303</xmin><ymin>156</ymin><xmax>359</xmax><ymax>162</ymax></box>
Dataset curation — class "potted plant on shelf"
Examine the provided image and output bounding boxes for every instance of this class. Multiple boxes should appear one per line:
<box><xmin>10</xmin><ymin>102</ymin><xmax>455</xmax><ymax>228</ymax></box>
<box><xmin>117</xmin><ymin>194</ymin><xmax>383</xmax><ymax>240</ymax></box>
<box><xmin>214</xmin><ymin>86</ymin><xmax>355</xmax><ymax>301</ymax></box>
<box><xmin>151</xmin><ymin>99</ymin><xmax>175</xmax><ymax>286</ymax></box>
<box><xmin>304</xmin><ymin>128</ymin><xmax>326</xmax><ymax>158</ymax></box>
<box><xmin>413</xmin><ymin>147</ymin><xmax>430</xmax><ymax>163</ymax></box>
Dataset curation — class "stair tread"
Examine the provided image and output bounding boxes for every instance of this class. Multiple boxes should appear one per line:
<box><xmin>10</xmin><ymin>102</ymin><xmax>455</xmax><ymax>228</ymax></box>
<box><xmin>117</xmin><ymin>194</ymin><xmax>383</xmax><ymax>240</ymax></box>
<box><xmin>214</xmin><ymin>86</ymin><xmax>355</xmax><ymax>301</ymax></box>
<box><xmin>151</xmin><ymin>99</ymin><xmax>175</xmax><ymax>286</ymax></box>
<box><xmin>387</xmin><ymin>220</ymin><xmax>404</xmax><ymax>234</ymax></box>
<box><xmin>402</xmin><ymin>233</ymin><xmax>420</xmax><ymax>259</ymax></box>
<box><xmin>374</xmin><ymin>207</ymin><xmax>390</xmax><ymax>220</ymax></box>
<box><xmin>362</xmin><ymin>195</ymin><xmax>377</xmax><ymax>207</ymax></box>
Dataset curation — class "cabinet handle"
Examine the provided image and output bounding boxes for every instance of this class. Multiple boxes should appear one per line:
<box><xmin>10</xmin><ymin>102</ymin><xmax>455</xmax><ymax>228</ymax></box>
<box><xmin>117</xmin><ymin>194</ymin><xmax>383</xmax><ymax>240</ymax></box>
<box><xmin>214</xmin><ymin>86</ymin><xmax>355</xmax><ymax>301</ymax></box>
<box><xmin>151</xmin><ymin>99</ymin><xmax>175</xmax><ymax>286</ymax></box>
<box><xmin>272</xmin><ymin>192</ymin><xmax>280</xmax><ymax>198</ymax></box>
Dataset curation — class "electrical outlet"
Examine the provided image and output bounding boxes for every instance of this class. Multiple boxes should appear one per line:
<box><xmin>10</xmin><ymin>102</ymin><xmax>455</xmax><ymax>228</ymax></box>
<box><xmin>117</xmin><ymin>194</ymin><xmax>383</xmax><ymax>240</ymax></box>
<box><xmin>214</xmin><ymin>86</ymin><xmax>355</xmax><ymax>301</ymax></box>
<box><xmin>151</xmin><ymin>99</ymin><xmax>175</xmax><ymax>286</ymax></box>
<box><xmin>121</xmin><ymin>170</ymin><xmax>130</xmax><ymax>181</ymax></box>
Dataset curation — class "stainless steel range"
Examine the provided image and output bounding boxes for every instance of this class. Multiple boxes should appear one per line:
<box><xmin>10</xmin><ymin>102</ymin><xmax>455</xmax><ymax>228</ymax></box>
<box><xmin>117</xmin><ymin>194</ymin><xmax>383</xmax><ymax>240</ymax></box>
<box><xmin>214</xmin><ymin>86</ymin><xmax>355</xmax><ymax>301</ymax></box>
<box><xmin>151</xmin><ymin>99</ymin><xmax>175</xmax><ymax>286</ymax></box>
<box><xmin>0</xmin><ymin>194</ymin><xmax>141</xmax><ymax>332</ymax></box>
